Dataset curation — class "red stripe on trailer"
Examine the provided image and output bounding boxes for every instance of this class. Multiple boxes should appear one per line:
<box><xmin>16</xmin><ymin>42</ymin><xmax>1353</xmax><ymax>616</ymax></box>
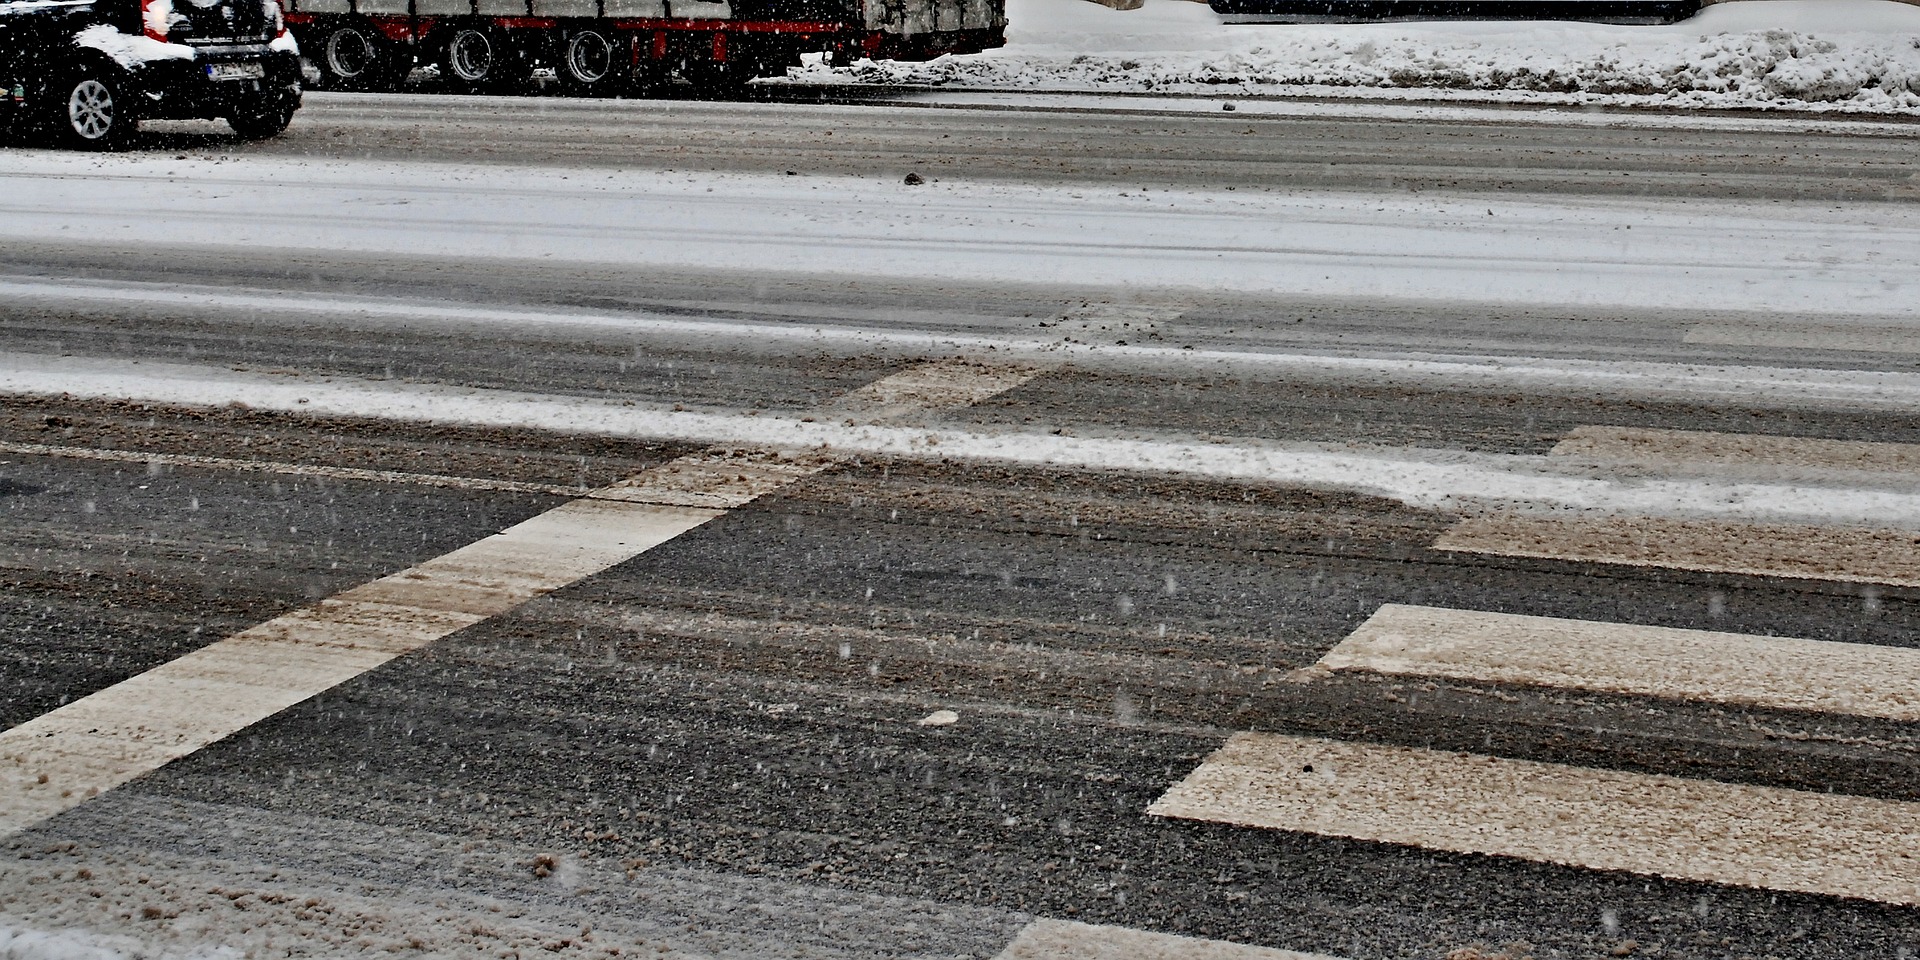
<box><xmin>610</xmin><ymin>17</ymin><xmax>844</xmax><ymax>31</ymax></box>
<box><xmin>370</xmin><ymin>14</ymin><xmax>423</xmax><ymax>40</ymax></box>
<box><xmin>492</xmin><ymin>15</ymin><xmax>558</xmax><ymax>27</ymax></box>
<box><xmin>284</xmin><ymin>11</ymin><xmax>314</xmax><ymax>22</ymax></box>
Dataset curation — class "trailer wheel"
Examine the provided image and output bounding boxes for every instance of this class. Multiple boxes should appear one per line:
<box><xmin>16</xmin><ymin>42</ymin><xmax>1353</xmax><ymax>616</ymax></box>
<box><xmin>440</xmin><ymin>27</ymin><xmax>499</xmax><ymax>92</ymax></box>
<box><xmin>558</xmin><ymin>28</ymin><xmax>619</xmax><ymax>95</ymax></box>
<box><xmin>310</xmin><ymin>22</ymin><xmax>400</xmax><ymax>91</ymax></box>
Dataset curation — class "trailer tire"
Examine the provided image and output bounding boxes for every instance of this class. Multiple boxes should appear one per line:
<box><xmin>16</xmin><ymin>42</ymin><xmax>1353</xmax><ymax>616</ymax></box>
<box><xmin>557</xmin><ymin>28</ymin><xmax>620</xmax><ymax>95</ymax></box>
<box><xmin>310</xmin><ymin>22</ymin><xmax>401</xmax><ymax>92</ymax></box>
<box><xmin>439</xmin><ymin>26</ymin><xmax>501</xmax><ymax>93</ymax></box>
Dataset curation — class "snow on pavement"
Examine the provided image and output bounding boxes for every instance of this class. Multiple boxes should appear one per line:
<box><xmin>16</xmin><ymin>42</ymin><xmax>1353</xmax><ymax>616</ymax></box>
<box><xmin>8</xmin><ymin>351</ymin><xmax>1920</xmax><ymax>528</ymax></box>
<box><xmin>0</xmin><ymin>152</ymin><xmax>1916</xmax><ymax>317</ymax></box>
<box><xmin>9</xmin><ymin>275</ymin><xmax>1920</xmax><ymax>410</ymax></box>
<box><xmin>795</xmin><ymin>0</ymin><xmax>1920</xmax><ymax>114</ymax></box>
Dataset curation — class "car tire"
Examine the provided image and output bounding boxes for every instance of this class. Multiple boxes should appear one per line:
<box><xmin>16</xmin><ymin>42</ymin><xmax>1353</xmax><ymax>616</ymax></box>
<box><xmin>228</xmin><ymin>101</ymin><xmax>297</xmax><ymax>140</ymax></box>
<box><xmin>50</xmin><ymin>66</ymin><xmax>137</xmax><ymax>151</ymax></box>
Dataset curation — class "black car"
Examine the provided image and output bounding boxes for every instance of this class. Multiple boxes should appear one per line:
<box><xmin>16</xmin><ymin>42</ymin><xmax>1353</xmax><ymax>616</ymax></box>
<box><xmin>2</xmin><ymin>0</ymin><xmax>300</xmax><ymax>148</ymax></box>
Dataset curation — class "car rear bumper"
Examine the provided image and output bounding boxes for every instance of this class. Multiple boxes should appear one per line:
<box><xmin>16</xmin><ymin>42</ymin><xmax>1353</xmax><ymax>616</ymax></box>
<box><xmin>134</xmin><ymin>45</ymin><xmax>302</xmax><ymax>119</ymax></box>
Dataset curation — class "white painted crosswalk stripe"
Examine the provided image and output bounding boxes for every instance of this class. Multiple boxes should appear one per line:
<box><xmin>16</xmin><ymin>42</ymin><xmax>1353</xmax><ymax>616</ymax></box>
<box><xmin>1149</xmin><ymin>732</ymin><xmax>1920</xmax><ymax>906</ymax></box>
<box><xmin>1319</xmin><ymin>604</ymin><xmax>1920</xmax><ymax>721</ymax></box>
<box><xmin>1439</xmin><ymin>426</ymin><xmax>1920</xmax><ymax>585</ymax></box>
<box><xmin>1687</xmin><ymin>322</ymin><xmax>1920</xmax><ymax>356</ymax></box>
<box><xmin>1434</xmin><ymin>513</ymin><xmax>1920</xmax><ymax>588</ymax></box>
<box><xmin>1550</xmin><ymin>425</ymin><xmax>1920</xmax><ymax>479</ymax></box>
<box><xmin>995</xmin><ymin>919</ymin><xmax>1340</xmax><ymax>960</ymax></box>
<box><xmin>0</xmin><ymin>361</ymin><xmax>1040</xmax><ymax>840</ymax></box>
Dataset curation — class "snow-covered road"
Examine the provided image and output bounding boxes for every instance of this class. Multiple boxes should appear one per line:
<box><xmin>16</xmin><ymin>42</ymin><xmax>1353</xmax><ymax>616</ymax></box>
<box><xmin>3</xmin><ymin>150</ymin><xmax>1916</xmax><ymax>317</ymax></box>
<box><xmin>7</xmin><ymin>84</ymin><xmax>1920</xmax><ymax>960</ymax></box>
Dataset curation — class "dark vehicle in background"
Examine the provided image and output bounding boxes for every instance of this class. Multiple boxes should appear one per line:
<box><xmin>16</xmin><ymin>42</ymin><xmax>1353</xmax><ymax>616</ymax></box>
<box><xmin>1</xmin><ymin>0</ymin><xmax>301</xmax><ymax>148</ymax></box>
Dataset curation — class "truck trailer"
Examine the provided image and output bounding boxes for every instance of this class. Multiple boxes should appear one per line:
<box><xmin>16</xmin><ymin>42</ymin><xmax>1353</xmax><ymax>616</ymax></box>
<box><xmin>282</xmin><ymin>0</ymin><xmax>1004</xmax><ymax>93</ymax></box>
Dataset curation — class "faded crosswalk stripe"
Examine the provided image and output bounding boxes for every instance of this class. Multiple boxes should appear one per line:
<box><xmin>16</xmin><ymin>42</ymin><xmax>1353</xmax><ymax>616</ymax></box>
<box><xmin>1319</xmin><ymin>604</ymin><xmax>1920</xmax><ymax>721</ymax></box>
<box><xmin>1550</xmin><ymin>425</ymin><xmax>1920</xmax><ymax>478</ymax></box>
<box><xmin>1439</xmin><ymin>426</ymin><xmax>1920</xmax><ymax>585</ymax></box>
<box><xmin>1687</xmin><ymin>323</ymin><xmax>1920</xmax><ymax>356</ymax></box>
<box><xmin>995</xmin><ymin>919</ymin><xmax>1339</xmax><ymax>960</ymax></box>
<box><xmin>1434</xmin><ymin>513</ymin><xmax>1920</xmax><ymax>588</ymax></box>
<box><xmin>1149</xmin><ymin>733</ymin><xmax>1920</xmax><ymax>906</ymax></box>
<box><xmin>0</xmin><ymin>361</ymin><xmax>1040</xmax><ymax>840</ymax></box>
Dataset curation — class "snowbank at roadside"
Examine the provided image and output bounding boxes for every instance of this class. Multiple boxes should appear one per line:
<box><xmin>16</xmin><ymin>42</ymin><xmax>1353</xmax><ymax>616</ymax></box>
<box><xmin>791</xmin><ymin>0</ymin><xmax>1920</xmax><ymax>113</ymax></box>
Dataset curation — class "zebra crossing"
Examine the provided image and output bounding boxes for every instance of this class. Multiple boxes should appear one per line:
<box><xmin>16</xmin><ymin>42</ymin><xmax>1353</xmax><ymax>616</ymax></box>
<box><xmin>0</xmin><ymin>362</ymin><xmax>1040</xmax><ymax>842</ymax></box>
<box><xmin>1151</xmin><ymin>426</ymin><xmax>1920</xmax><ymax>914</ymax></box>
<box><xmin>7</xmin><ymin>376</ymin><xmax>1920</xmax><ymax>958</ymax></box>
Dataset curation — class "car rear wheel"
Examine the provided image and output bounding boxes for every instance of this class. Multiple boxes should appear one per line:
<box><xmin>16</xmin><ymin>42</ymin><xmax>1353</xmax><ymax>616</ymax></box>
<box><xmin>228</xmin><ymin>101</ymin><xmax>298</xmax><ymax>140</ymax></box>
<box><xmin>51</xmin><ymin>68</ymin><xmax>137</xmax><ymax>150</ymax></box>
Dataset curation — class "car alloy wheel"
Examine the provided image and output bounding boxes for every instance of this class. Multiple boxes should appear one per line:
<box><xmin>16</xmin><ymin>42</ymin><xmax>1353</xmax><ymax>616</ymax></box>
<box><xmin>67</xmin><ymin>78</ymin><xmax>116</xmax><ymax>142</ymax></box>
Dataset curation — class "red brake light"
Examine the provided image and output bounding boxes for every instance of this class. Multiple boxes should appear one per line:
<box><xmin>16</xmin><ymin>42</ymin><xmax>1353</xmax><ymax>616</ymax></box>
<box><xmin>141</xmin><ymin>0</ymin><xmax>170</xmax><ymax>41</ymax></box>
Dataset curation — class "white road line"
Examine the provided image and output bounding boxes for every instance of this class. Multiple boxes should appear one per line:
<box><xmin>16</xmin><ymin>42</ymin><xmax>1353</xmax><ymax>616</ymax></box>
<box><xmin>1550</xmin><ymin>426</ymin><xmax>1920</xmax><ymax>479</ymax></box>
<box><xmin>12</xmin><ymin>353</ymin><xmax>1920</xmax><ymax>529</ymax></box>
<box><xmin>1688</xmin><ymin>323</ymin><xmax>1920</xmax><ymax>356</ymax></box>
<box><xmin>0</xmin><ymin>440</ymin><xmax>586</xmax><ymax>497</ymax></box>
<box><xmin>1319</xmin><ymin>604</ymin><xmax>1920</xmax><ymax>721</ymax></box>
<box><xmin>0</xmin><ymin>361</ymin><xmax>1038</xmax><ymax>840</ymax></box>
<box><xmin>1433</xmin><ymin>513</ymin><xmax>1920</xmax><ymax>588</ymax></box>
<box><xmin>11</xmin><ymin>278</ymin><xmax>1920</xmax><ymax>410</ymax></box>
<box><xmin>1148</xmin><ymin>733</ymin><xmax>1920</xmax><ymax>906</ymax></box>
<box><xmin>995</xmin><ymin>919</ymin><xmax>1339</xmax><ymax>960</ymax></box>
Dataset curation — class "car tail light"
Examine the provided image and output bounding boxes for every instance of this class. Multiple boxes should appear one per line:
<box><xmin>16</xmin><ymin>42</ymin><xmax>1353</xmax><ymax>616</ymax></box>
<box><xmin>141</xmin><ymin>0</ymin><xmax>172</xmax><ymax>41</ymax></box>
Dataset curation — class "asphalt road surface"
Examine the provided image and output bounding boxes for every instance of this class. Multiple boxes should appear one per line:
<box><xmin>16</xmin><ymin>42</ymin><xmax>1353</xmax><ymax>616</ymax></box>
<box><xmin>1</xmin><ymin>91</ymin><xmax>1918</xmax><ymax>960</ymax></box>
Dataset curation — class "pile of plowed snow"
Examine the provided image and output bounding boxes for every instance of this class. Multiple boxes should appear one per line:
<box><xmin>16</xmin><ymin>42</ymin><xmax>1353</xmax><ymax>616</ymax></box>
<box><xmin>789</xmin><ymin>0</ymin><xmax>1920</xmax><ymax>113</ymax></box>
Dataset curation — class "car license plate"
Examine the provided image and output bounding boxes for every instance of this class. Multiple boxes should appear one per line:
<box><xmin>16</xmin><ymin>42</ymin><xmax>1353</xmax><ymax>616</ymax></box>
<box><xmin>205</xmin><ymin>62</ymin><xmax>266</xmax><ymax>81</ymax></box>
